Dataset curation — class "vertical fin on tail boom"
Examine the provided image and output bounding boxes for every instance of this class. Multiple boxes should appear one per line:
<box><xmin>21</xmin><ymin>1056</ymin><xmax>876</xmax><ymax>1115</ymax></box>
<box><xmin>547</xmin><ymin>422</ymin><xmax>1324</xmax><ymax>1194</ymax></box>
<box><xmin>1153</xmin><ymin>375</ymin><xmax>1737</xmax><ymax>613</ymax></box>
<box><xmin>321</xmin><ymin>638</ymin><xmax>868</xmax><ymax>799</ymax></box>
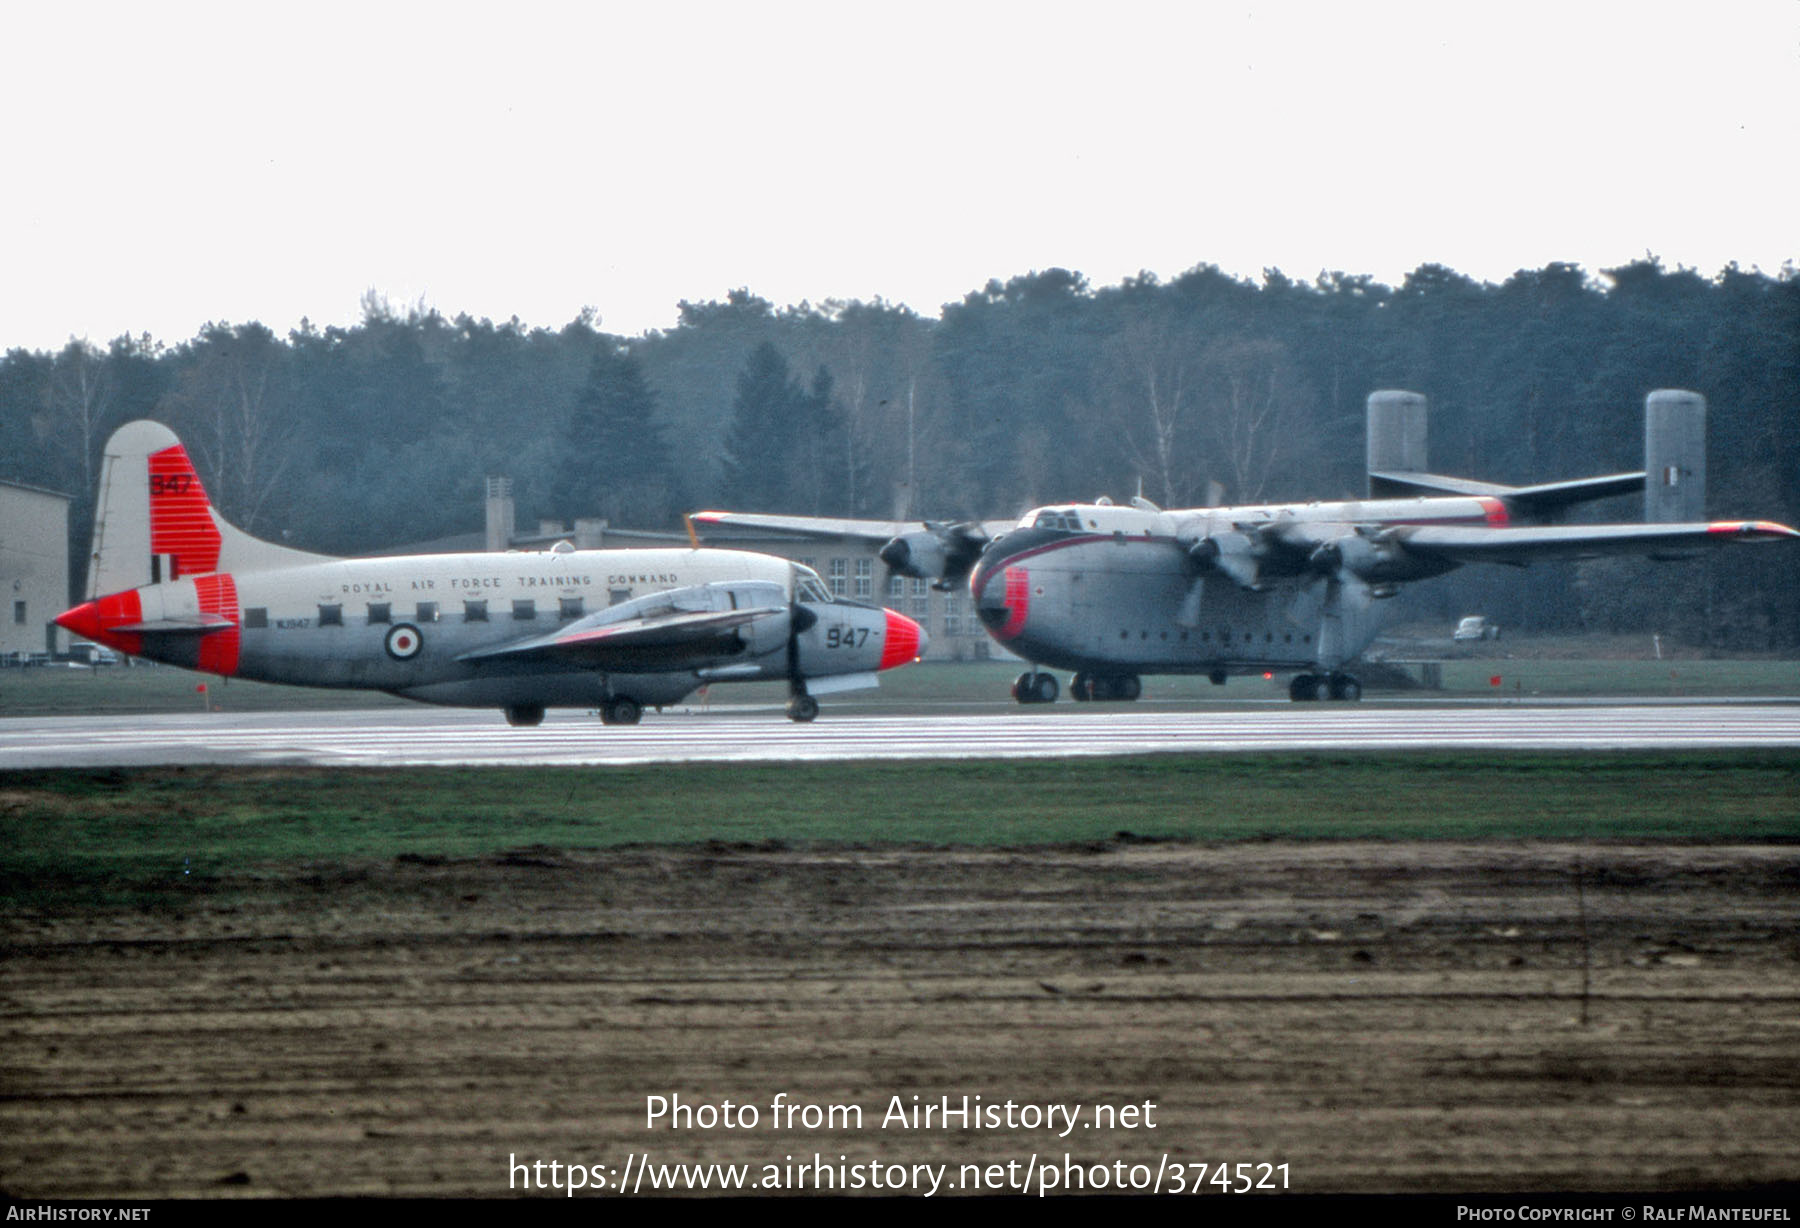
<box><xmin>1644</xmin><ymin>390</ymin><xmax>1705</xmax><ymax>523</ymax></box>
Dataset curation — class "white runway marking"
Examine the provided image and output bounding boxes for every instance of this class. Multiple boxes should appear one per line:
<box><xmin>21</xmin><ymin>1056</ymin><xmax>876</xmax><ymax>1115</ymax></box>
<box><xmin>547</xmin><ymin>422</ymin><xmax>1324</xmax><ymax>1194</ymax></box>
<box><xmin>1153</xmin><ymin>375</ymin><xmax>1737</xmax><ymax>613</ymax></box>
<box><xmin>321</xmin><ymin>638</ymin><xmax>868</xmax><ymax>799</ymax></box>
<box><xmin>3</xmin><ymin>703</ymin><xmax>1799</xmax><ymax>767</ymax></box>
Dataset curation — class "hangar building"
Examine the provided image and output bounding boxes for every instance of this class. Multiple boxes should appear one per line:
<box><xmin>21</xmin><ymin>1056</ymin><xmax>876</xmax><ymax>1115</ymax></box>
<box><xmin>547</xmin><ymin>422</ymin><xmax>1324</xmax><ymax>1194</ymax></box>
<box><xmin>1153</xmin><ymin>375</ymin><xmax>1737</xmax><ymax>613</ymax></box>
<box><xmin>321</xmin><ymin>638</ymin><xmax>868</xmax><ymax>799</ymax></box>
<box><xmin>0</xmin><ymin>480</ymin><xmax>71</xmax><ymax>662</ymax></box>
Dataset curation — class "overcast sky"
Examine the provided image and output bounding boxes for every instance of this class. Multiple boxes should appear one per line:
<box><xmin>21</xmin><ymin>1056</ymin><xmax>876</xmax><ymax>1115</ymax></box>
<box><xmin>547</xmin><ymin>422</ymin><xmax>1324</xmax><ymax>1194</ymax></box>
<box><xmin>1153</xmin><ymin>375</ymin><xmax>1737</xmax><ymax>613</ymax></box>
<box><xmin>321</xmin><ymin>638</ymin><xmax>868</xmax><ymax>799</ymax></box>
<box><xmin>3</xmin><ymin>1</ymin><xmax>1794</xmax><ymax>352</ymax></box>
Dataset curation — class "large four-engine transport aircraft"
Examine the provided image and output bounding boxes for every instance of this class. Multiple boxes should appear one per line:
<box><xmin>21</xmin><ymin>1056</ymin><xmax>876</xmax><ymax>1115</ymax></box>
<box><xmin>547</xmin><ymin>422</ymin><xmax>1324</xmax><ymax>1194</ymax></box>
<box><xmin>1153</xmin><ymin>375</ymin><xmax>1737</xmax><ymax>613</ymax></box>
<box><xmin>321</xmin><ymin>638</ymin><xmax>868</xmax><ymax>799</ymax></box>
<box><xmin>55</xmin><ymin>421</ymin><xmax>925</xmax><ymax>724</ymax></box>
<box><xmin>694</xmin><ymin>390</ymin><xmax>1797</xmax><ymax>703</ymax></box>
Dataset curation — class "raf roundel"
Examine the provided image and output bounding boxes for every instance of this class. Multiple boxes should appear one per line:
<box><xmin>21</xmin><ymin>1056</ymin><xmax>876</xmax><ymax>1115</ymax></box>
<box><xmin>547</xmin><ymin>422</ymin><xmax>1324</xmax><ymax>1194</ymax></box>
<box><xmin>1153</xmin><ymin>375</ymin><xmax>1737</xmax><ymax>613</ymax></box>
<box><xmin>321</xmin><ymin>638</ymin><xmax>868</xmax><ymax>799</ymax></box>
<box><xmin>385</xmin><ymin>623</ymin><xmax>424</xmax><ymax>661</ymax></box>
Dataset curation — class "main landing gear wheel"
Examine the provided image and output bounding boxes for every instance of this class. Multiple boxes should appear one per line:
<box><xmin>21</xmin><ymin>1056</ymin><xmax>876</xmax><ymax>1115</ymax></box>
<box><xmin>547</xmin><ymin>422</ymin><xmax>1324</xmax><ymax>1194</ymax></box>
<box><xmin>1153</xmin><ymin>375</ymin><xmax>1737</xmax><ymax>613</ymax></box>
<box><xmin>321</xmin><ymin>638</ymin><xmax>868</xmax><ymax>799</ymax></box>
<box><xmin>1073</xmin><ymin>673</ymin><xmax>1142</xmax><ymax>701</ymax></box>
<box><xmin>600</xmin><ymin>697</ymin><xmax>642</xmax><ymax>725</ymax></box>
<box><xmin>504</xmin><ymin>704</ymin><xmax>545</xmax><ymax>727</ymax></box>
<box><xmin>786</xmin><ymin>693</ymin><xmax>820</xmax><ymax>723</ymax></box>
<box><xmin>1012</xmin><ymin>671</ymin><xmax>1058</xmax><ymax>705</ymax></box>
<box><xmin>1288</xmin><ymin>673</ymin><xmax>1362</xmax><ymax>702</ymax></box>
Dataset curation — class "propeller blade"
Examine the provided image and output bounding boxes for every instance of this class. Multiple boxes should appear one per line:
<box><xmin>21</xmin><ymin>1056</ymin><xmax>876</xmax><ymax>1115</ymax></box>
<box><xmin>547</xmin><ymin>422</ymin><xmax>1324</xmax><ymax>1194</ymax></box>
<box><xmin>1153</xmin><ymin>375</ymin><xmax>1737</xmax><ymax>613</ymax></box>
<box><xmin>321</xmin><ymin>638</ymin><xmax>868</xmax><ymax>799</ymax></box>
<box><xmin>1175</xmin><ymin>575</ymin><xmax>1205</xmax><ymax>627</ymax></box>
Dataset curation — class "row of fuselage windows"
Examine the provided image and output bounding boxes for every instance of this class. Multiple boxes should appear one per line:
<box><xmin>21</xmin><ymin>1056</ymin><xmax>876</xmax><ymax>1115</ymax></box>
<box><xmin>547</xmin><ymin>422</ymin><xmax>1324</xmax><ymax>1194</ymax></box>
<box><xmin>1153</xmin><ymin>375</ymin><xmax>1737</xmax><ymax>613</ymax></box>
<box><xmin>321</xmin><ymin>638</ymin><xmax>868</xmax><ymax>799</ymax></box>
<box><xmin>1120</xmin><ymin>628</ymin><xmax>1315</xmax><ymax>646</ymax></box>
<box><xmin>243</xmin><ymin>598</ymin><xmax>588</xmax><ymax>629</ymax></box>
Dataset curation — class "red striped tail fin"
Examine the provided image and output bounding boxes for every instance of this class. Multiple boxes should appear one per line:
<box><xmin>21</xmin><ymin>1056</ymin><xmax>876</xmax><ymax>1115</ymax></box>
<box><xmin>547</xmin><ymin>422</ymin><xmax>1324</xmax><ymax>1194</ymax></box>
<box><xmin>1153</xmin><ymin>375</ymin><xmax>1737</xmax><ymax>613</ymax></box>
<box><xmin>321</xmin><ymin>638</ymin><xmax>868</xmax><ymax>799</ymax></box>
<box><xmin>146</xmin><ymin>440</ymin><xmax>222</xmax><ymax>580</ymax></box>
<box><xmin>86</xmin><ymin>421</ymin><xmax>334</xmax><ymax>600</ymax></box>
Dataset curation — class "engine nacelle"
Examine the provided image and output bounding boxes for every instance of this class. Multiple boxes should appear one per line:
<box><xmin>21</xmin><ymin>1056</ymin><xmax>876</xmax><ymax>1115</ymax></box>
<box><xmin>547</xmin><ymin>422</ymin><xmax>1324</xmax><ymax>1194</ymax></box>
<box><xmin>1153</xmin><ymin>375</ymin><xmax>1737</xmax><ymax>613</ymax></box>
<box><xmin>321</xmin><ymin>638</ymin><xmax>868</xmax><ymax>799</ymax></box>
<box><xmin>879</xmin><ymin>530</ymin><xmax>948</xmax><ymax>582</ymax></box>
<box><xmin>878</xmin><ymin>522</ymin><xmax>988</xmax><ymax>590</ymax></box>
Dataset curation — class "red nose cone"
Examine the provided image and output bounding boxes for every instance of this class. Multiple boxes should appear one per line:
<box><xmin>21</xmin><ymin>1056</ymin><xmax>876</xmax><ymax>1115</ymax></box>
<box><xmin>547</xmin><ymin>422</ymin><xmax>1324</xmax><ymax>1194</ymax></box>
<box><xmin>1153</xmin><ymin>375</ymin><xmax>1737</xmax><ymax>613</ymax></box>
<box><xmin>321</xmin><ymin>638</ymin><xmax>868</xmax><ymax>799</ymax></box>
<box><xmin>879</xmin><ymin>609</ymin><xmax>926</xmax><ymax>670</ymax></box>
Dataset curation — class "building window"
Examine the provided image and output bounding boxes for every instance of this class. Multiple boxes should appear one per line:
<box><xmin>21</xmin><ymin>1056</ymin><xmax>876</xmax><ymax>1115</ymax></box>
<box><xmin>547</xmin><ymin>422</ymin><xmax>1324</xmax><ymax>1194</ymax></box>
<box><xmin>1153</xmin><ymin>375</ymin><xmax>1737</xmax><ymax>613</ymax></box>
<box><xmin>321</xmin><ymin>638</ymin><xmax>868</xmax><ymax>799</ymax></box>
<box><xmin>318</xmin><ymin>604</ymin><xmax>343</xmax><ymax>627</ymax></box>
<box><xmin>13</xmin><ymin>601</ymin><xmax>26</xmax><ymax>625</ymax></box>
<box><xmin>513</xmin><ymin>599</ymin><xmax>536</xmax><ymax>621</ymax></box>
<box><xmin>464</xmin><ymin>600</ymin><xmax>488</xmax><ymax>622</ymax></box>
<box><xmin>367</xmin><ymin>603</ymin><xmax>391</xmax><ymax>625</ymax></box>
<box><xmin>828</xmin><ymin>558</ymin><xmax>847</xmax><ymax>597</ymax></box>
<box><xmin>244</xmin><ymin>607</ymin><xmax>268</xmax><ymax>629</ymax></box>
<box><xmin>854</xmin><ymin>558</ymin><xmax>872</xmax><ymax>599</ymax></box>
<box><xmin>944</xmin><ymin>596</ymin><xmax>961</xmax><ymax>637</ymax></box>
<box><xmin>888</xmin><ymin>574</ymin><xmax>905</xmax><ymax>601</ymax></box>
<box><xmin>559</xmin><ymin>596</ymin><xmax>585</xmax><ymax>621</ymax></box>
<box><xmin>416</xmin><ymin>602</ymin><xmax>439</xmax><ymax>623</ymax></box>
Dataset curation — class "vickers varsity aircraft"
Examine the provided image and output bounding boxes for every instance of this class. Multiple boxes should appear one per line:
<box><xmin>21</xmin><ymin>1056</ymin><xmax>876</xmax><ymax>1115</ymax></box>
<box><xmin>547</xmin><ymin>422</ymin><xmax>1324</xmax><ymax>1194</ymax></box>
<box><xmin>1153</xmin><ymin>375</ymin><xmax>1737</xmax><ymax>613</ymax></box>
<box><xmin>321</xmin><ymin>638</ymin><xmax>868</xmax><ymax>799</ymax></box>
<box><xmin>695</xmin><ymin>389</ymin><xmax>1797</xmax><ymax>703</ymax></box>
<box><xmin>56</xmin><ymin>422</ymin><xmax>925</xmax><ymax>724</ymax></box>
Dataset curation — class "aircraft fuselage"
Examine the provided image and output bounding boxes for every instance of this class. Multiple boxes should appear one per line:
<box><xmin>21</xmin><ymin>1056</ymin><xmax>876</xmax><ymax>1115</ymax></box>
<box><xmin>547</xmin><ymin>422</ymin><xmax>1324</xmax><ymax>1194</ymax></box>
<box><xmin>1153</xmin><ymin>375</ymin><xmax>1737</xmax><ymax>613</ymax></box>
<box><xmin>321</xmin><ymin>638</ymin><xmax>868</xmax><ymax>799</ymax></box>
<box><xmin>65</xmin><ymin>547</ymin><xmax>906</xmax><ymax>711</ymax></box>
<box><xmin>969</xmin><ymin>495</ymin><xmax>1501</xmax><ymax>676</ymax></box>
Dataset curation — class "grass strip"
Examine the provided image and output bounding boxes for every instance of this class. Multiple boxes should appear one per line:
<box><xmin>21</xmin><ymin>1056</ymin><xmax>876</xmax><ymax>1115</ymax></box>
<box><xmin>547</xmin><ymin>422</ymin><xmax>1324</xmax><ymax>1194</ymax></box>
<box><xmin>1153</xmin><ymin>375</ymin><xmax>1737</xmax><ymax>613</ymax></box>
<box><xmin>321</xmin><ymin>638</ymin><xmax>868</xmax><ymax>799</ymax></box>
<box><xmin>3</xmin><ymin>751</ymin><xmax>1796</xmax><ymax>908</ymax></box>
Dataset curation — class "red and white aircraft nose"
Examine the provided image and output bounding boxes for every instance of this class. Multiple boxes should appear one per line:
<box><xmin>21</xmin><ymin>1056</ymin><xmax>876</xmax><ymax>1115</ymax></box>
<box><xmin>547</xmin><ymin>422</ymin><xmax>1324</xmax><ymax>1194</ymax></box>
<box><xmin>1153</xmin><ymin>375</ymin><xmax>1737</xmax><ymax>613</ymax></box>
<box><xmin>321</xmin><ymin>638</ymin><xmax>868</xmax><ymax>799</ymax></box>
<box><xmin>879</xmin><ymin>608</ymin><xmax>927</xmax><ymax>669</ymax></box>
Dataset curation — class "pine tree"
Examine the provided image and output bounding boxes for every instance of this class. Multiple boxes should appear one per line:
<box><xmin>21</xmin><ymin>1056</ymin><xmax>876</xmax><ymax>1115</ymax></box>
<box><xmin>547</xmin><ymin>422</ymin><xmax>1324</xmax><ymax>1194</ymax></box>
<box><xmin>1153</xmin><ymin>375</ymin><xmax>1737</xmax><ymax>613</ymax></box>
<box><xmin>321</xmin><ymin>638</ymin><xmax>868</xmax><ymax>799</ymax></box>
<box><xmin>719</xmin><ymin>341</ymin><xmax>810</xmax><ymax>511</ymax></box>
<box><xmin>553</xmin><ymin>346</ymin><xmax>675</xmax><ymax>526</ymax></box>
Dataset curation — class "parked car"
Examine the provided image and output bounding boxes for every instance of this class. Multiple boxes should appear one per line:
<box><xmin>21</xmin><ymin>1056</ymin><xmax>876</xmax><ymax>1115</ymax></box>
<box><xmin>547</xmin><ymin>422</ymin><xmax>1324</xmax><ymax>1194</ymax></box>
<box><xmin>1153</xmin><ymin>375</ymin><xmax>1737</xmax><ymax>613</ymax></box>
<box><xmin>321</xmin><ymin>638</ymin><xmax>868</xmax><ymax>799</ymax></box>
<box><xmin>1453</xmin><ymin>616</ymin><xmax>1500</xmax><ymax>642</ymax></box>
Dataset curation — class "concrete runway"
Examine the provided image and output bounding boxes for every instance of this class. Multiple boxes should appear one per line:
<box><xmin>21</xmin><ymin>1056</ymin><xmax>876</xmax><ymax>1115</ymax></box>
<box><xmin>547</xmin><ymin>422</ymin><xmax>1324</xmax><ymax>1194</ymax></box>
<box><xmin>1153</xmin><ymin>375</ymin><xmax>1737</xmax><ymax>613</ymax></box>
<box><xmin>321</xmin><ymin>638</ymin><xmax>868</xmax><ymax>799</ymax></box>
<box><xmin>4</xmin><ymin>700</ymin><xmax>1800</xmax><ymax>767</ymax></box>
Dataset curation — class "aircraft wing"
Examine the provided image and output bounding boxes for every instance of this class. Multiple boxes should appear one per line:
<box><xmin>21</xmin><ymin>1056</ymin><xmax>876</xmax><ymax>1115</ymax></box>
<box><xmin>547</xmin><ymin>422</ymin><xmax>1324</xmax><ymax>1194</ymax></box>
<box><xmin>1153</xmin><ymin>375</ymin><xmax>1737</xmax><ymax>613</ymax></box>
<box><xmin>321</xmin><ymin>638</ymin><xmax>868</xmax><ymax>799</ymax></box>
<box><xmin>459</xmin><ymin>589</ymin><xmax>789</xmax><ymax>671</ymax></box>
<box><xmin>690</xmin><ymin>511</ymin><xmax>1016</xmax><ymax>544</ymax></box>
<box><xmin>689</xmin><ymin>511</ymin><xmax>917</xmax><ymax>544</ymax></box>
<box><xmin>1395</xmin><ymin>520</ymin><xmax>1799</xmax><ymax>565</ymax></box>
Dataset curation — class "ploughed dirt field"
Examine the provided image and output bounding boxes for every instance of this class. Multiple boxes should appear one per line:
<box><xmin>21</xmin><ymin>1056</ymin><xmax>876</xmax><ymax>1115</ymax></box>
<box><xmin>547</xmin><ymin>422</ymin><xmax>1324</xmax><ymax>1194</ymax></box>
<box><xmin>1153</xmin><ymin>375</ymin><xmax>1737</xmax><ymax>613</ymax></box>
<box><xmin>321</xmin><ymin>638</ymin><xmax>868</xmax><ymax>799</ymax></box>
<box><xmin>4</xmin><ymin>841</ymin><xmax>1799</xmax><ymax>1198</ymax></box>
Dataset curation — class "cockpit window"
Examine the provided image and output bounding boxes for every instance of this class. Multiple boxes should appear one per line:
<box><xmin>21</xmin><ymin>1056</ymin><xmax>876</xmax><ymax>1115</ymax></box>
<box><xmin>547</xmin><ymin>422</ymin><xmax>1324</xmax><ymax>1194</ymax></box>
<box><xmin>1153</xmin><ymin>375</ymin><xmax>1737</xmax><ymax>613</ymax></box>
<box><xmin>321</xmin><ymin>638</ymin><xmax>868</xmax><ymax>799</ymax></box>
<box><xmin>1031</xmin><ymin>510</ymin><xmax>1081</xmax><ymax>531</ymax></box>
<box><xmin>794</xmin><ymin>566</ymin><xmax>833</xmax><ymax>605</ymax></box>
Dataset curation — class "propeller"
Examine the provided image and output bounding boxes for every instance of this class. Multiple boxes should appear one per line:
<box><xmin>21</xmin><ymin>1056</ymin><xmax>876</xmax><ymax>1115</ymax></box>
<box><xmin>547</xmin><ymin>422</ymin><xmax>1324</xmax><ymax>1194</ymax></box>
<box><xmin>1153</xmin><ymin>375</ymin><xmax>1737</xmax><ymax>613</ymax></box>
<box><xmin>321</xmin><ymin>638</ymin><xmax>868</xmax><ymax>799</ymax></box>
<box><xmin>1184</xmin><ymin>527</ymin><xmax>1269</xmax><ymax>590</ymax></box>
<box><xmin>1176</xmin><ymin>520</ymin><xmax>1401</xmax><ymax>628</ymax></box>
<box><xmin>878</xmin><ymin>521</ymin><xmax>989</xmax><ymax>591</ymax></box>
<box><xmin>785</xmin><ymin>600</ymin><xmax>817</xmax><ymax>686</ymax></box>
<box><xmin>1175</xmin><ymin>524</ymin><xmax>1269</xmax><ymax>626</ymax></box>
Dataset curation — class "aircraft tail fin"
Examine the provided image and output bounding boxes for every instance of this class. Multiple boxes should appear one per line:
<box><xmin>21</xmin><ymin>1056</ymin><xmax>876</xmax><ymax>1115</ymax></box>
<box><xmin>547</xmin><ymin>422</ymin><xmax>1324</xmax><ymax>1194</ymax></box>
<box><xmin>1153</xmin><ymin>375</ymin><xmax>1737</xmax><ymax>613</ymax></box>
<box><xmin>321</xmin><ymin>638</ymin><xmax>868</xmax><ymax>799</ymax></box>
<box><xmin>1644</xmin><ymin>390</ymin><xmax>1705</xmax><ymax>523</ymax></box>
<box><xmin>1368</xmin><ymin>388</ymin><xmax>1711</xmax><ymax>524</ymax></box>
<box><xmin>86</xmin><ymin>420</ymin><xmax>332</xmax><ymax>599</ymax></box>
<box><xmin>1365</xmin><ymin>390</ymin><xmax>1428</xmax><ymax>495</ymax></box>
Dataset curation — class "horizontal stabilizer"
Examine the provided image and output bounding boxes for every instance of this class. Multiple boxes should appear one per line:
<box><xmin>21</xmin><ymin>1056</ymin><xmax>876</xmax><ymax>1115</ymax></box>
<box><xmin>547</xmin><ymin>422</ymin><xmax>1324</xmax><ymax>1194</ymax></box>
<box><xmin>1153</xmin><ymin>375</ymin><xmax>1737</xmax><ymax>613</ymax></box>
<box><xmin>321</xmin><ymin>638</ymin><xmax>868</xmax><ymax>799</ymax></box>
<box><xmin>1500</xmin><ymin>472</ymin><xmax>1645</xmax><ymax>518</ymax></box>
<box><xmin>1371</xmin><ymin>470</ymin><xmax>1647</xmax><ymax>520</ymax></box>
<box><xmin>1368</xmin><ymin>471</ymin><xmax>1515</xmax><ymax>499</ymax></box>
<box><xmin>107</xmin><ymin>615</ymin><xmax>237</xmax><ymax>634</ymax></box>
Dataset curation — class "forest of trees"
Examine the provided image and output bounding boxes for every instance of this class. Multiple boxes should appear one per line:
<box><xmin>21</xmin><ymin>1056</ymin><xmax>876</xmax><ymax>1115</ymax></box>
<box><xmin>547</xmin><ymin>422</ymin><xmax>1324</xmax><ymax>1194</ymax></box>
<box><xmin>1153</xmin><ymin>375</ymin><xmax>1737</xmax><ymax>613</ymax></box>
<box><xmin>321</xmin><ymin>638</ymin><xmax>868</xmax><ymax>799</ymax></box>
<box><xmin>3</xmin><ymin>260</ymin><xmax>1796</xmax><ymax>649</ymax></box>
